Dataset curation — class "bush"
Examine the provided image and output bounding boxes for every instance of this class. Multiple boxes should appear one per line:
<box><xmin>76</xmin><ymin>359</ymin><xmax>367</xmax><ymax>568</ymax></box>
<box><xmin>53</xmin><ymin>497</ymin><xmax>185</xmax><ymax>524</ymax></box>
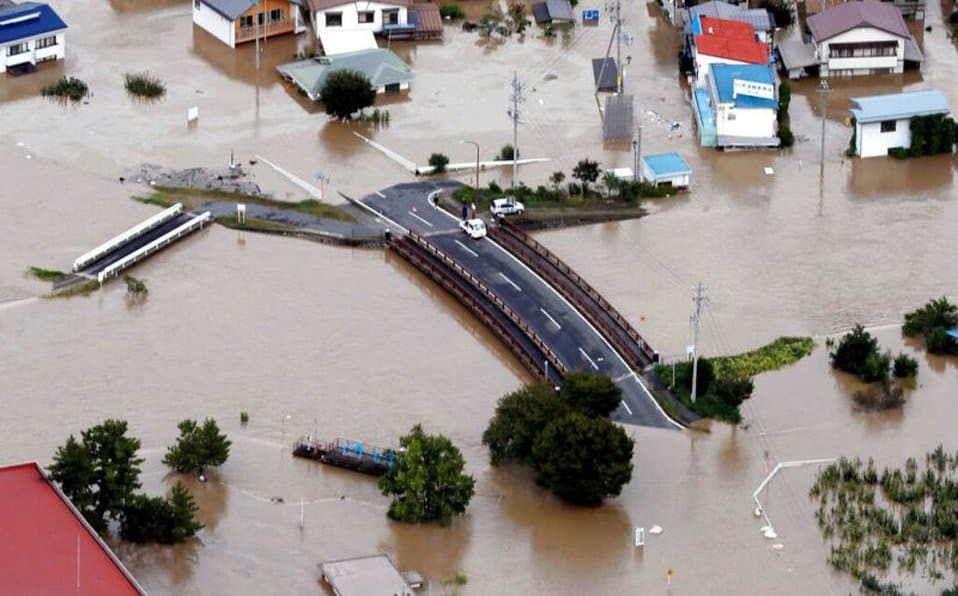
<box><xmin>831</xmin><ymin>325</ymin><xmax>885</xmax><ymax>381</ymax></box>
<box><xmin>713</xmin><ymin>375</ymin><xmax>754</xmax><ymax>407</ymax></box>
<box><xmin>926</xmin><ymin>327</ymin><xmax>958</xmax><ymax>355</ymax></box>
<box><xmin>778</xmin><ymin>125</ymin><xmax>794</xmax><ymax>148</ymax></box>
<box><xmin>861</xmin><ymin>351</ymin><xmax>892</xmax><ymax>383</ymax></box>
<box><xmin>559</xmin><ymin>371</ymin><xmax>622</xmax><ymax>418</ymax></box>
<box><xmin>495</xmin><ymin>144</ymin><xmax>516</xmax><ymax>161</ymax></box>
<box><xmin>119</xmin><ymin>482</ymin><xmax>203</xmax><ymax>544</ymax></box>
<box><xmin>892</xmin><ymin>354</ymin><xmax>918</xmax><ymax>379</ymax></box>
<box><xmin>888</xmin><ymin>147</ymin><xmax>910</xmax><ymax>159</ymax></box>
<box><xmin>240</xmin><ymin>411</ymin><xmax>249</xmax><ymax>424</ymax></box>
<box><xmin>124</xmin><ymin>275</ymin><xmax>147</xmax><ymax>296</ymax></box>
<box><xmin>439</xmin><ymin>3</ymin><xmax>465</xmax><ymax>19</ymax></box>
<box><xmin>902</xmin><ymin>297</ymin><xmax>958</xmax><ymax>338</ymax></box>
<box><xmin>428</xmin><ymin>153</ymin><xmax>450</xmax><ymax>173</ymax></box>
<box><xmin>319</xmin><ymin>69</ymin><xmax>376</xmax><ymax>120</ymax></box>
<box><xmin>124</xmin><ymin>72</ymin><xmax>166</xmax><ymax>98</ymax></box>
<box><xmin>42</xmin><ymin>76</ymin><xmax>89</xmax><ymax>102</ymax></box>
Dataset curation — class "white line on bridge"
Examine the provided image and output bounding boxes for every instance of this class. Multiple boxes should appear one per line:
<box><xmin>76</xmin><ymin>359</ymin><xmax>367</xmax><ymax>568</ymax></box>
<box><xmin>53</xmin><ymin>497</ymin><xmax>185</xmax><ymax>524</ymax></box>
<box><xmin>375</xmin><ymin>191</ymin><xmax>386</xmax><ymax>198</ymax></box>
<box><xmin>454</xmin><ymin>240</ymin><xmax>479</xmax><ymax>257</ymax></box>
<box><xmin>620</xmin><ymin>400</ymin><xmax>633</xmax><ymax>415</ymax></box>
<box><xmin>499</xmin><ymin>272</ymin><xmax>522</xmax><ymax>292</ymax></box>
<box><xmin>540</xmin><ymin>308</ymin><xmax>562</xmax><ymax>330</ymax></box>
<box><xmin>613</xmin><ymin>372</ymin><xmax>634</xmax><ymax>383</ymax></box>
<box><xmin>578</xmin><ymin>347</ymin><xmax>599</xmax><ymax>371</ymax></box>
<box><xmin>408</xmin><ymin>211</ymin><xmax>433</xmax><ymax>227</ymax></box>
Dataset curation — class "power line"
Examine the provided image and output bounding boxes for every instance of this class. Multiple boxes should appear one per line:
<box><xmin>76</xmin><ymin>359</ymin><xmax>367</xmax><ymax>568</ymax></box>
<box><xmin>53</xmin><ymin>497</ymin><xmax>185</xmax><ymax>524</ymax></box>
<box><xmin>507</xmin><ymin>71</ymin><xmax>527</xmax><ymax>196</ymax></box>
<box><xmin>690</xmin><ymin>281</ymin><xmax>709</xmax><ymax>404</ymax></box>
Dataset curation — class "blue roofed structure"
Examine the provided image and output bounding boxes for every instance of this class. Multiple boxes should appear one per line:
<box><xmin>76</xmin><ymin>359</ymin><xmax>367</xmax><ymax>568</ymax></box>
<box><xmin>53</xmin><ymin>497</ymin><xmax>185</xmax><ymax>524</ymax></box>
<box><xmin>0</xmin><ymin>2</ymin><xmax>66</xmax><ymax>45</ymax></box>
<box><xmin>641</xmin><ymin>152</ymin><xmax>692</xmax><ymax>188</ymax></box>
<box><xmin>849</xmin><ymin>90</ymin><xmax>949</xmax><ymax>124</ymax></box>
<box><xmin>701</xmin><ymin>62</ymin><xmax>779</xmax><ymax>148</ymax></box>
<box><xmin>709</xmin><ymin>62</ymin><xmax>777</xmax><ymax>109</ymax></box>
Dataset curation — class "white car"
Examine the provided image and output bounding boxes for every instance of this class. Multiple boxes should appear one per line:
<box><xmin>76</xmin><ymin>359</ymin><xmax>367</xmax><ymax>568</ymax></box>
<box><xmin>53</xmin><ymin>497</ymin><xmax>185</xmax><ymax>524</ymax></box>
<box><xmin>459</xmin><ymin>218</ymin><xmax>487</xmax><ymax>239</ymax></box>
<box><xmin>490</xmin><ymin>198</ymin><xmax>525</xmax><ymax>217</ymax></box>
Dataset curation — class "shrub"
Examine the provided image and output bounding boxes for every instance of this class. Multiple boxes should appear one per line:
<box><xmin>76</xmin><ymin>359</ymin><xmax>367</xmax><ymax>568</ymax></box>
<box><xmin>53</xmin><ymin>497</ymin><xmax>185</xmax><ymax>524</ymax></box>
<box><xmin>124</xmin><ymin>275</ymin><xmax>148</xmax><ymax>296</ymax></box>
<box><xmin>240</xmin><ymin>411</ymin><xmax>249</xmax><ymax>424</ymax></box>
<box><xmin>861</xmin><ymin>351</ymin><xmax>892</xmax><ymax>384</ymax></box>
<box><xmin>853</xmin><ymin>384</ymin><xmax>905</xmax><ymax>410</ymax></box>
<box><xmin>831</xmin><ymin>325</ymin><xmax>885</xmax><ymax>381</ymax></box>
<box><xmin>926</xmin><ymin>327</ymin><xmax>958</xmax><ymax>355</ymax></box>
<box><xmin>42</xmin><ymin>76</ymin><xmax>89</xmax><ymax>102</ymax></box>
<box><xmin>713</xmin><ymin>375</ymin><xmax>754</xmax><ymax>407</ymax></box>
<box><xmin>779</xmin><ymin>125</ymin><xmax>795</xmax><ymax>148</ymax></box>
<box><xmin>495</xmin><ymin>144</ymin><xmax>516</xmax><ymax>161</ymax></box>
<box><xmin>888</xmin><ymin>147</ymin><xmax>910</xmax><ymax>159</ymax></box>
<box><xmin>428</xmin><ymin>153</ymin><xmax>450</xmax><ymax>173</ymax></box>
<box><xmin>892</xmin><ymin>354</ymin><xmax>918</xmax><ymax>379</ymax></box>
<box><xmin>319</xmin><ymin>69</ymin><xmax>376</xmax><ymax>120</ymax></box>
<box><xmin>439</xmin><ymin>3</ymin><xmax>465</xmax><ymax>19</ymax></box>
<box><xmin>163</xmin><ymin>418</ymin><xmax>231</xmax><ymax>474</ymax></box>
<box><xmin>902</xmin><ymin>297</ymin><xmax>958</xmax><ymax>338</ymax></box>
<box><xmin>124</xmin><ymin>72</ymin><xmax>166</xmax><ymax>98</ymax></box>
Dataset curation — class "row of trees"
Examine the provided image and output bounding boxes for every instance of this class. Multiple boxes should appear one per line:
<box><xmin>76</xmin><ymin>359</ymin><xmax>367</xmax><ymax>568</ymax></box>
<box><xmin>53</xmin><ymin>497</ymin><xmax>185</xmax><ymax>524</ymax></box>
<box><xmin>482</xmin><ymin>372</ymin><xmax>634</xmax><ymax>506</ymax></box>
<box><xmin>48</xmin><ymin>418</ymin><xmax>231</xmax><ymax>544</ymax></box>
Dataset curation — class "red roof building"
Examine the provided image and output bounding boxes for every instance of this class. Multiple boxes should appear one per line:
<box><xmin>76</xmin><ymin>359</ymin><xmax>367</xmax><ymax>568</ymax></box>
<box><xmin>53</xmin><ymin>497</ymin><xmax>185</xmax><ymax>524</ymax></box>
<box><xmin>694</xmin><ymin>16</ymin><xmax>768</xmax><ymax>64</ymax></box>
<box><xmin>0</xmin><ymin>462</ymin><xmax>146</xmax><ymax>595</ymax></box>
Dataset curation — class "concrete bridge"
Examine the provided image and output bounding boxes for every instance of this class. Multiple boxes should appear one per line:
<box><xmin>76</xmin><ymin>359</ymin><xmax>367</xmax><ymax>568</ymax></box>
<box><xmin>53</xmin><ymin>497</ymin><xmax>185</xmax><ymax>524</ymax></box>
<box><xmin>358</xmin><ymin>182</ymin><xmax>681</xmax><ymax>430</ymax></box>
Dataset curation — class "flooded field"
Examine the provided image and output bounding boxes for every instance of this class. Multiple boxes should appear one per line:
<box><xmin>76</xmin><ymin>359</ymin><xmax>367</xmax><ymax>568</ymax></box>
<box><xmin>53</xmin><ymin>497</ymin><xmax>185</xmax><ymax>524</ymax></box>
<box><xmin>1</xmin><ymin>0</ymin><xmax>957</xmax><ymax>593</ymax></box>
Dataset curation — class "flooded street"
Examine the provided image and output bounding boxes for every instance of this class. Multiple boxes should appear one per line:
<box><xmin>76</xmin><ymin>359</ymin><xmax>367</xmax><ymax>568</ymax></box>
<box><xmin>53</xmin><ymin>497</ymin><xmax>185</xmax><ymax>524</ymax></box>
<box><xmin>2</xmin><ymin>0</ymin><xmax>957</xmax><ymax>593</ymax></box>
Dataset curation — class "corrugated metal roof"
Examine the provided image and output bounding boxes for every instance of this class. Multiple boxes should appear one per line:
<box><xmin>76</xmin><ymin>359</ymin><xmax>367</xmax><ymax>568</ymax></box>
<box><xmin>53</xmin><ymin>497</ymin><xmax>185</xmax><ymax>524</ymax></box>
<box><xmin>0</xmin><ymin>2</ymin><xmax>66</xmax><ymax>45</ymax></box>
<box><xmin>277</xmin><ymin>48</ymin><xmax>412</xmax><ymax>100</ymax></box>
<box><xmin>642</xmin><ymin>152</ymin><xmax>692</xmax><ymax>177</ymax></box>
<box><xmin>849</xmin><ymin>90</ymin><xmax>949</xmax><ymax>124</ymax></box>
<box><xmin>709</xmin><ymin>62</ymin><xmax>777</xmax><ymax>109</ymax></box>
<box><xmin>411</xmin><ymin>2</ymin><xmax>441</xmax><ymax>34</ymax></box>
<box><xmin>694</xmin><ymin>17</ymin><xmax>768</xmax><ymax>64</ymax></box>
<box><xmin>685</xmin><ymin>1</ymin><xmax>774</xmax><ymax>33</ymax></box>
<box><xmin>778</xmin><ymin>39</ymin><xmax>819</xmax><ymax>69</ymax></box>
<box><xmin>603</xmin><ymin>94</ymin><xmax>633</xmax><ymax>141</ymax></box>
<box><xmin>807</xmin><ymin>0</ymin><xmax>909</xmax><ymax>42</ymax></box>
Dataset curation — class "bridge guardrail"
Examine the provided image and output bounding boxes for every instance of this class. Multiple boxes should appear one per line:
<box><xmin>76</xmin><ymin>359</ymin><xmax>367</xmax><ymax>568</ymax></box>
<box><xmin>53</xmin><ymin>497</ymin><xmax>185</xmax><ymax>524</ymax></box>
<box><xmin>404</xmin><ymin>231</ymin><xmax>567</xmax><ymax>377</ymax></box>
<box><xmin>495</xmin><ymin>219</ymin><xmax>658</xmax><ymax>365</ymax></box>
<box><xmin>97</xmin><ymin>212</ymin><xmax>211</xmax><ymax>283</ymax></box>
<box><xmin>73</xmin><ymin>203</ymin><xmax>184</xmax><ymax>272</ymax></box>
<box><xmin>389</xmin><ymin>237</ymin><xmax>550</xmax><ymax>379</ymax></box>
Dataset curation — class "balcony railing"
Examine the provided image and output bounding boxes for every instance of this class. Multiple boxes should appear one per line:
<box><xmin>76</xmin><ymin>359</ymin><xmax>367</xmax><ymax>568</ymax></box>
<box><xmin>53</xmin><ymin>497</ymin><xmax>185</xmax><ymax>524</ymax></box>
<box><xmin>236</xmin><ymin>18</ymin><xmax>294</xmax><ymax>43</ymax></box>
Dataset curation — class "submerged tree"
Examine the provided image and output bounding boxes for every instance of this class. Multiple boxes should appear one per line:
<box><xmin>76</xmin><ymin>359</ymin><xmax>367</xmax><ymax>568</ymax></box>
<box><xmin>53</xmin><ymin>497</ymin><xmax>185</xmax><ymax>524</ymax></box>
<box><xmin>163</xmin><ymin>418</ymin><xmax>231</xmax><ymax>474</ymax></box>
<box><xmin>119</xmin><ymin>481</ymin><xmax>203</xmax><ymax>544</ymax></box>
<box><xmin>379</xmin><ymin>424</ymin><xmax>475</xmax><ymax>526</ymax></box>
<box><xmin>319</xmin><ymin>69</ymin><xmax>376</xmax><ymax>120</ymax></box>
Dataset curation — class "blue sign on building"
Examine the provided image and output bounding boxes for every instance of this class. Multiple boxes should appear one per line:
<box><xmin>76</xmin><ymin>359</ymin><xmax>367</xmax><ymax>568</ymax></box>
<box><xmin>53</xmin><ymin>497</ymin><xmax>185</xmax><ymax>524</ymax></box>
<box><xmin>582</xmin><ymin>9</ymin><xmax>600</xmax><ymax>22</ymax></box>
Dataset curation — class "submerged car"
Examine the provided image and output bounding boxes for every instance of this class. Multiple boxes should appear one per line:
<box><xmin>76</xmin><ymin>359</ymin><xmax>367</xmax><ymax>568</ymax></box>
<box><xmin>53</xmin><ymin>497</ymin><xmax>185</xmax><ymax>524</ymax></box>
<box><xmin>490</xmin><ymin>198</ymin><xmax>525</xmax><ymax>217</ymax></box>
<box><xmin>459</xmin><ymin>218</ymin><xmax>487</xmax><ymax>239</ymax></box>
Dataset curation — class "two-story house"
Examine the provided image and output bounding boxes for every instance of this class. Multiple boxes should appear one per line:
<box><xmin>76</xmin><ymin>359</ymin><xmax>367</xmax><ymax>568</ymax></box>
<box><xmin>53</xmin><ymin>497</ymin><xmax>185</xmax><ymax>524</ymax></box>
<box><xmin>308</xmin><ymin>0</ymin><xmax>411</xmax><ymax>36</ymax></box>
<box><xmin>192</xmin><ymin>0</ymin><xmax>306</xmax><ymax>49</ymax></box>
<box><xmin>0</xmin><ymin>0</ymin><xmax>66</xmax><ymax>74</ymax></box>
<box><xmin>807</xmin><ymin>0</ymin><xmax>922</xmax><ymax>77</ymax></box>
<box><xmin>692</xmin><ymin>16</ymin><xmax>769</xmax><ymax>86</ymax></box>
<box><xmin>694</xmin><ymin>62</ymin><xmax>780</xmax><ymax>148</ymax></box>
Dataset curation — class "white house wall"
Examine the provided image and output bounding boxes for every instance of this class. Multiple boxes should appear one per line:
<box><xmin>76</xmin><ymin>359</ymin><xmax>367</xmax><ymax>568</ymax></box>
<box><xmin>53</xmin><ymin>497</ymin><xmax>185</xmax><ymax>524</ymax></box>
<box><xmin>1</xmin><ymin>31</ymin><xmax>66</xmax><ymax>68</ymax></box>
<box><xmin>715</xmin><ymin>103</ymin><xmax>776</xmax><ymax>139</ymax></box>
<box><xmin>856</xmin><ymin>118</ymin><xmax>912</xmax><ymax>158</ymax></box>
<box><xmin>193</xmin><ymin>1</ymin><xmax>235</xmax><ymax>48</ymax></box>
<box><xmin>817</xmin><ymin>27</ymin><xmax>904</xmax><ymax>76</ymax></box>
<box><xmin>693</xmin><ymin>51</ymin><xmax>751</xmax><ymax>86</ymax></box>
<box><xmin>312</xmin><ymin>2</ymin><xmax>408</xmax><ymax>33</ymax></box>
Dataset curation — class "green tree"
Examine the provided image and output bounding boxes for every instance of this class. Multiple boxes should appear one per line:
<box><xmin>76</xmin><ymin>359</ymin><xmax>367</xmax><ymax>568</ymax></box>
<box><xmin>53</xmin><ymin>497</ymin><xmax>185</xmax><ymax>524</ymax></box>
<box><xmin>601</xmin><ymin>171</ymin><xmax>620</xmax><ymax>199</ymax></box>
<box><xmin>926</xmin><ymin>327</ymin><xmax>958</xmax><ymax>355</ymax></box>
<box><xmin>902</xmin><ymin>297</ymin><xmax>958</xmax><ymax>338</ymax></box>
<box><xmin>168</xmin><ymin>481</ymin><xmax>204</xmax><ymax>542</ymax></box>
<box><xmin>163</xmin><ymin>418</ymin><xmax>231</xmax><ymax>474</ymax></box>
<box><xmin>831</xmin><ymin>325</ymin><xmax>882</xmax><ymax>380</ymax></box>
<box><xmin>119</xmin><ymin>482</ymin><xmax>203</xmax><ymax>544</ymax></box>
<box><xmin>531</xmin><ymin>413</ymin><xmax>634</xmax><ymax>506</ymax></box>
<box><xmin>495</xmin><ymin>144</ymin><xmax>516</xmax><ymax>161</ymax></box>
<box><xmin>549</xmin><ymin>171</ymin><xmax>565</xmax><ymax>193</ymax></box>
<box><xmin>319</xmin><ymin>69</ymin><xmax>376</xmax><ymax>120</ymax></box>
<box><xmin>892</xmin><ymin>353</ymin><xmax>919</xmax><ymax>379</ymax></box>
<box><xmin>49</xmin><ymin>419</ymin><xmax>144</xmax><ymax>533</ymax></box>
<box><xmin>428</xmin><ymin>152</ymin><xmax>450</xmax><ymax>174</ymax></box>
<box><xmin>572</xmin><ymin>158</ymin><xmax>600</xmax><ymax>194</ymax></box>
<box><xmin>560</xmin><ymin>371</ymin><xmax>622</xmax><ymax>418</ymax></box>
<box><xmin>482</xmin><ymin>383</ymin><xmax>568</xmax><ymax>465</ymax></box>
<box><xmin>379</xmin><ymin>424</ymin><xmax>475</xmax><ymax>526</ymax></box>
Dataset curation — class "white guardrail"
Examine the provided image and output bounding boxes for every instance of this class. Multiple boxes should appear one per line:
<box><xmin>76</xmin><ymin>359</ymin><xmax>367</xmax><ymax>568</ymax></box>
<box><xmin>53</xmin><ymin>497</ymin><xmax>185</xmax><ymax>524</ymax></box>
<box><xmin>96</xmin><ymin>212</ymin><xmax>211</xmax><ymax>284</ymax></box>
<box><xmin>73</xmin><ymin>203</ymin><xmax>184</xmax><ymax>272</ymax></box>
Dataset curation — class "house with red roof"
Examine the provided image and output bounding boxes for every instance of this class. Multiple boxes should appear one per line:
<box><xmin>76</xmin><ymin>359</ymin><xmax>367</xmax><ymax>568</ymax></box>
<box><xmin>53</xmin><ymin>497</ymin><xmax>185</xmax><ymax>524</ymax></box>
<box><xmin>0</xmin><ymin>462</ymin><xmax>146</xmax><ymax>595</ymax></box>
<box><xmin>807</xmin><ymin>0</ymin><xmax>923</xmax><ymax>77</ymax></box>
<box><xmin>691</xmin><ymin>16</ymin><xmax>768</xmax><ymax>87</ymax></box>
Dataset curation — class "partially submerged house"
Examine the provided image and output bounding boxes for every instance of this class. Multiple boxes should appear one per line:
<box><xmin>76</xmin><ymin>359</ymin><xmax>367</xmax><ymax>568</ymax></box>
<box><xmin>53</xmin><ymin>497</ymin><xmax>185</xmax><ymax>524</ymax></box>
<box><xmin>682</xmin><ymin>1</ymin><xmax>775</xmax><ymax>48</ymax></box>
<box><xmin>692</xmin><ymin>16</ymin><xmax>769</xmax><ymax>84</ymax></box>
<box><xmin>848</xmin><ymin>89</ymin><xmax>950</xmax><ymax>158</ymax></box>
<box><xmin>192</xmin><ymin>0</ymin><xmax>306</xmax><ymax>48</ymax></box>
<box><xmin>307</xmin><ymin>0</ymin><xmax>440</xmax><ymax>39</ymax></box>
<box><xmin>532</xmin><ymin>0</ymin><xmax>574</xmax><ymax>25</ymax></box>
<box><xmin>694</xmin><ymin>62</ymin><xmax>779</xmax><ymax>148</ymax></box>
<box><xmin>640</xmin><ymin>152</ymin><xmax>692</xmax><ymax>189</ymax></box>
<box><xmin>802</xmin><ymin>0</ymin><xmax>925</xmax><ymax>22</ymax></box>
<box><xmin>277</xmin><ymin>47</ymin><xmax>412</xmax><ymax>100</ymax></box>
<box><xmin>807</xmin><ymin>0</ymin><xmax>922</xmax><ymax>77</ymax></box>
<box><xmin>0</xmin><ymin>0</ymin><xmax>66</xmax><ymax>74</ymax></box>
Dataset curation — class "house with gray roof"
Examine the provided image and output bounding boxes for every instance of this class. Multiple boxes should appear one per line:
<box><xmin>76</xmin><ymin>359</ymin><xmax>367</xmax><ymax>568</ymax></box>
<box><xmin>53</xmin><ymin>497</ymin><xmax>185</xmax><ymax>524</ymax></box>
<box><xmin>192</xmin><ymin>0</ymin><xmax>306</xmax><ymax>48</ymax></box>
<box><xmin>277</xmin><ymin>48</ymin><xmax>412</xmax><ymax>100</ymax></box>
<box><xmin>682</xmin><ymin>1</ymin><xmax>775</xmax><ymax>45</ymax></box>
<box><xmin>807</xmin><ymin>0</ymin><xmax>922</xmax><ymax>77</ymax></box>
<box><xmin>848</xmin><ymin>89</ymin><xmax>950</xmax><ymax>157</ymax></box>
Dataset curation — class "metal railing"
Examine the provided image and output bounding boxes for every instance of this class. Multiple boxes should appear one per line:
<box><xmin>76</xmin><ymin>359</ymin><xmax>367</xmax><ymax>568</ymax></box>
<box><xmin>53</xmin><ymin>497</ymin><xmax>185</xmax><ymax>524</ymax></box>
<box><xmin>97</xmin><ymin>212</ymin><xmax>211</xmax><ymax>283</ymax></box>
<box><xmin>236</xmin><ymin>19</ymin><xmax>294</xmax><ymax>43</ymax></box>
<box><xmin>492</xmin><ymin>219</ymin><xmax>658</xmax><ymax>366</ymax></box>
<box><xmin>390</xmin><ymin>236</ymin><xmax>554</xmax><ymax>379</ymax></box>
<box><xmin>73</xmin><ymin>203</ymin><xmax>183</xmax><ymax>272</ymax></box>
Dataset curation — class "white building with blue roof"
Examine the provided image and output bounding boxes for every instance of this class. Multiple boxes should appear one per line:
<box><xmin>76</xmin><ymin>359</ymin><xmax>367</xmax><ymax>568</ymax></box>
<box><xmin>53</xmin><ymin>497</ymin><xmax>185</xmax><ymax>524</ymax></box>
<box><xmin>701</xmin><ymin>62</ymin><xmax>779</xmax><ymax>148</ymax></box>
<box><xmin>0</xmin><ymin>0</ymin><xmax>66</xmax><ymax>73</ymax></box>
<box><xmin>848</xmin><ymin>89</ymin><xmax>950</xmax><ymax>158</ymax></box>
<box><xmin>640</xmin><ymin>152</ymin><xmax>692</xmax><ymax>189</ymax></box>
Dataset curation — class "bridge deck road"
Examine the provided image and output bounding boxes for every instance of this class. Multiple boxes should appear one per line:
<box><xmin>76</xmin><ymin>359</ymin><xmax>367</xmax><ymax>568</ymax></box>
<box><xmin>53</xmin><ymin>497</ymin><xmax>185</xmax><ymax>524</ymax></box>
<box><xmin>362</xmin><ymin>183</ymin><xmax>679</xmax><ymax>430</ymax></box>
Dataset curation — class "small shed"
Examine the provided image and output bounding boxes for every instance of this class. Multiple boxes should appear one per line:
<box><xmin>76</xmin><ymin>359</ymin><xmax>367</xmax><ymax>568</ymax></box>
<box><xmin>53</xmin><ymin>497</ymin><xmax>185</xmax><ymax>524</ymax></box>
<box><xmin>591</xmin><ymin>57</ymin><xmax>618</xmax><ymax>92</ymax></box>
<box><xmin>848</xmin><ymin>89</ymin><xmax>950</xmax><ymax>158</ymax></box>
<box><xmin>319</xmin><ymin>554</ymin><xmax>414</xmax><ymax>596</ymax></box>
<box><xmin>532</xmin><ymin>0</ymin><xmax>574</xmax><ymax>24</ymax></box>
<box><xmin>641</xmin><ymin>152</ymin><xmax>691</xmax><ymax>189</ymax></box>
<box><xmin>777</xmin><ymin>39</ymin><xmax>818</xmax><ymax>80</ymax></box>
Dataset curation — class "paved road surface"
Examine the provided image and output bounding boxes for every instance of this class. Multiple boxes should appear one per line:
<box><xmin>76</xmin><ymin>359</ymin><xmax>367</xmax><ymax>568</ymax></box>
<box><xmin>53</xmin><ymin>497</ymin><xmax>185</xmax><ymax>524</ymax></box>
<box><xmin>362</xmin><ymin>182</ymin><xmax>679</xmax><ymax>430</ymax></box>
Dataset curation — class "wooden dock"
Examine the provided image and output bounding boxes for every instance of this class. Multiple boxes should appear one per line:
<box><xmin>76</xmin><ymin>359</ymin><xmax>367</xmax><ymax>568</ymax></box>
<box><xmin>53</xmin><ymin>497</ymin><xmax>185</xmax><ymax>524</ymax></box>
<box><xmin>292</xmin><ymin>437</ymin><xmax>399</xmax><ymax>476</ymax></box>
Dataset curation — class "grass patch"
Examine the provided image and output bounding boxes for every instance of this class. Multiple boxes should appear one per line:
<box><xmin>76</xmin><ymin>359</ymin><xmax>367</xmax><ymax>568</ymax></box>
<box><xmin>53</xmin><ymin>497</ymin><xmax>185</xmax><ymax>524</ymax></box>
<box><xmin>46</xmin><ymin>279</ymin><xmax>99</xmax><ymax>298</ymax></box>
<box><xmin>28</xmin><ymin>267</ymin><xmax>67</xmax><ymax>282</ymax></box>
<box><xmin>124</xmin><ymin>72</ymin><xmax>166</xmax><ymax>98</ymax></box>
<box><xmin>141</xmin><ymin>186</ymin><xmax>354</xmax><ymax>222</ymax></box>
<box><xmin>710</xmin><ymin>337</ymin><xmax>815</xmax><ymax>379</ymax></box>
<box><xmin>124</xmin><ymin>275</ymin><xmax>148</xmax><ymax>296</ymax></box>
<box><xmin>42</xmin><ymin>76</ymin><xmax>89</xmax><ymax>102</ymax></box>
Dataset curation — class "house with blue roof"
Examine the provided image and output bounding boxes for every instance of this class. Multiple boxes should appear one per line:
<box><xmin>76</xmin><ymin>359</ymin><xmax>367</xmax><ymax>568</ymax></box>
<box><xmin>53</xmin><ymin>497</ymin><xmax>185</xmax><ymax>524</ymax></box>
<box><xmin>848</xmin><ymin>89</ymin><xmax>951</xmax><ymax>158</ymax></box>
<box><xmin>0</xmin><ymin>0</ymin><xmax>67</xmax><ymax>74</ymax></box>
<box><xmin>696</xmin><ymin>62</ymin><xmax>779</xmax><ymax>148</ymax></box>
<box><xmin>640</xmin><ymin>152</ymin><xmax>692</xmax><ymax>189</ymax></box>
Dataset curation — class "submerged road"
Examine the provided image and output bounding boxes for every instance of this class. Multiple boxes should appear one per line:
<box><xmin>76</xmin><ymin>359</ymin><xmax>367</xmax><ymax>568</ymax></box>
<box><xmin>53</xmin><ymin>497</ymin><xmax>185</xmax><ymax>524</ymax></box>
<box><xmin>362</xmin><ymin>182</ymin><xmax>680</xmax><ymax>430</ymax></box>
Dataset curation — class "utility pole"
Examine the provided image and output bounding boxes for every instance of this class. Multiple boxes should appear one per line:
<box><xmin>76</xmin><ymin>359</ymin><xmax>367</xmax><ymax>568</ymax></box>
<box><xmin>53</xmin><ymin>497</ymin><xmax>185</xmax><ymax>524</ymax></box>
<box><xmin>690</xmin><ymin>281</ymin><xmax>709</xmax><ymax>404</ymax></box>
<box><xmin>604</xmin><ymin>0</ymin><xmax>623</xmax><ymax>93</ymax></box>
<box><xmin>633</xmin><ymin>123</ymin><xmax>642</xmax><ymax>182</ymax></box>
<box><xmin>507</xmin><ymin>71</ymin><xmax>526</xmax><ymax>201</ymax></box>
<box><xmin>818</xmin><ymin>79</ymin><xmax>830</xmax><ymax>181</ymax></box>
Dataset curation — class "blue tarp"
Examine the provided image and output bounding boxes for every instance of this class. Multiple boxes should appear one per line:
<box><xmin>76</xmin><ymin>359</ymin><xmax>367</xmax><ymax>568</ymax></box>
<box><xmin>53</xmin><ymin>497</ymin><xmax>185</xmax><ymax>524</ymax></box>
<box><xmin>946</xmin><ymin>329</ymin><xmax>958</xmax><ymax>340</ymax></box>
<box><xmin>0</xmin><ymin>2</ymin><xmax>67</xmax><ymax>45</ymax></box>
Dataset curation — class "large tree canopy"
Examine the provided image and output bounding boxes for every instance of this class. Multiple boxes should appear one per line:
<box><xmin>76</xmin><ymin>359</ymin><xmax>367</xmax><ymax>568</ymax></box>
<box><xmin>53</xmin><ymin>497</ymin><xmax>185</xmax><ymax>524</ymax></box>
<box><xmin>163</xmin><ymin>418</ymin><xmax>231</xmax><ymax>474</ymax></box>
<box><xmin>319</xmin><ymin>69</ymin><xmax>377</xmax><ymax>120</ymax></box>
<box><xmin>482</xmin><ymin>383</ymin><xmax>568</xmax><ymax>466</ymax></box>
<box><xmin>379</xmin><ymin>424</ymin><xmax>475</xmax><ymax>526</ymax></box>
<box><xmin>560</xmin><ymin>371</ymin><xmax>622</xmax><ymax>418</ymax></box>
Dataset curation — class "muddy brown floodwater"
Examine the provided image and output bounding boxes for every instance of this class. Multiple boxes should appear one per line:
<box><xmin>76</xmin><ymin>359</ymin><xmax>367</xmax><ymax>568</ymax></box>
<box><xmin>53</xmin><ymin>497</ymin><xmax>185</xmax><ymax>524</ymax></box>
<box><xmin>2</xmin><ymin>0</ymin><xmax>958</xmax><ymax>593</ymax></box>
